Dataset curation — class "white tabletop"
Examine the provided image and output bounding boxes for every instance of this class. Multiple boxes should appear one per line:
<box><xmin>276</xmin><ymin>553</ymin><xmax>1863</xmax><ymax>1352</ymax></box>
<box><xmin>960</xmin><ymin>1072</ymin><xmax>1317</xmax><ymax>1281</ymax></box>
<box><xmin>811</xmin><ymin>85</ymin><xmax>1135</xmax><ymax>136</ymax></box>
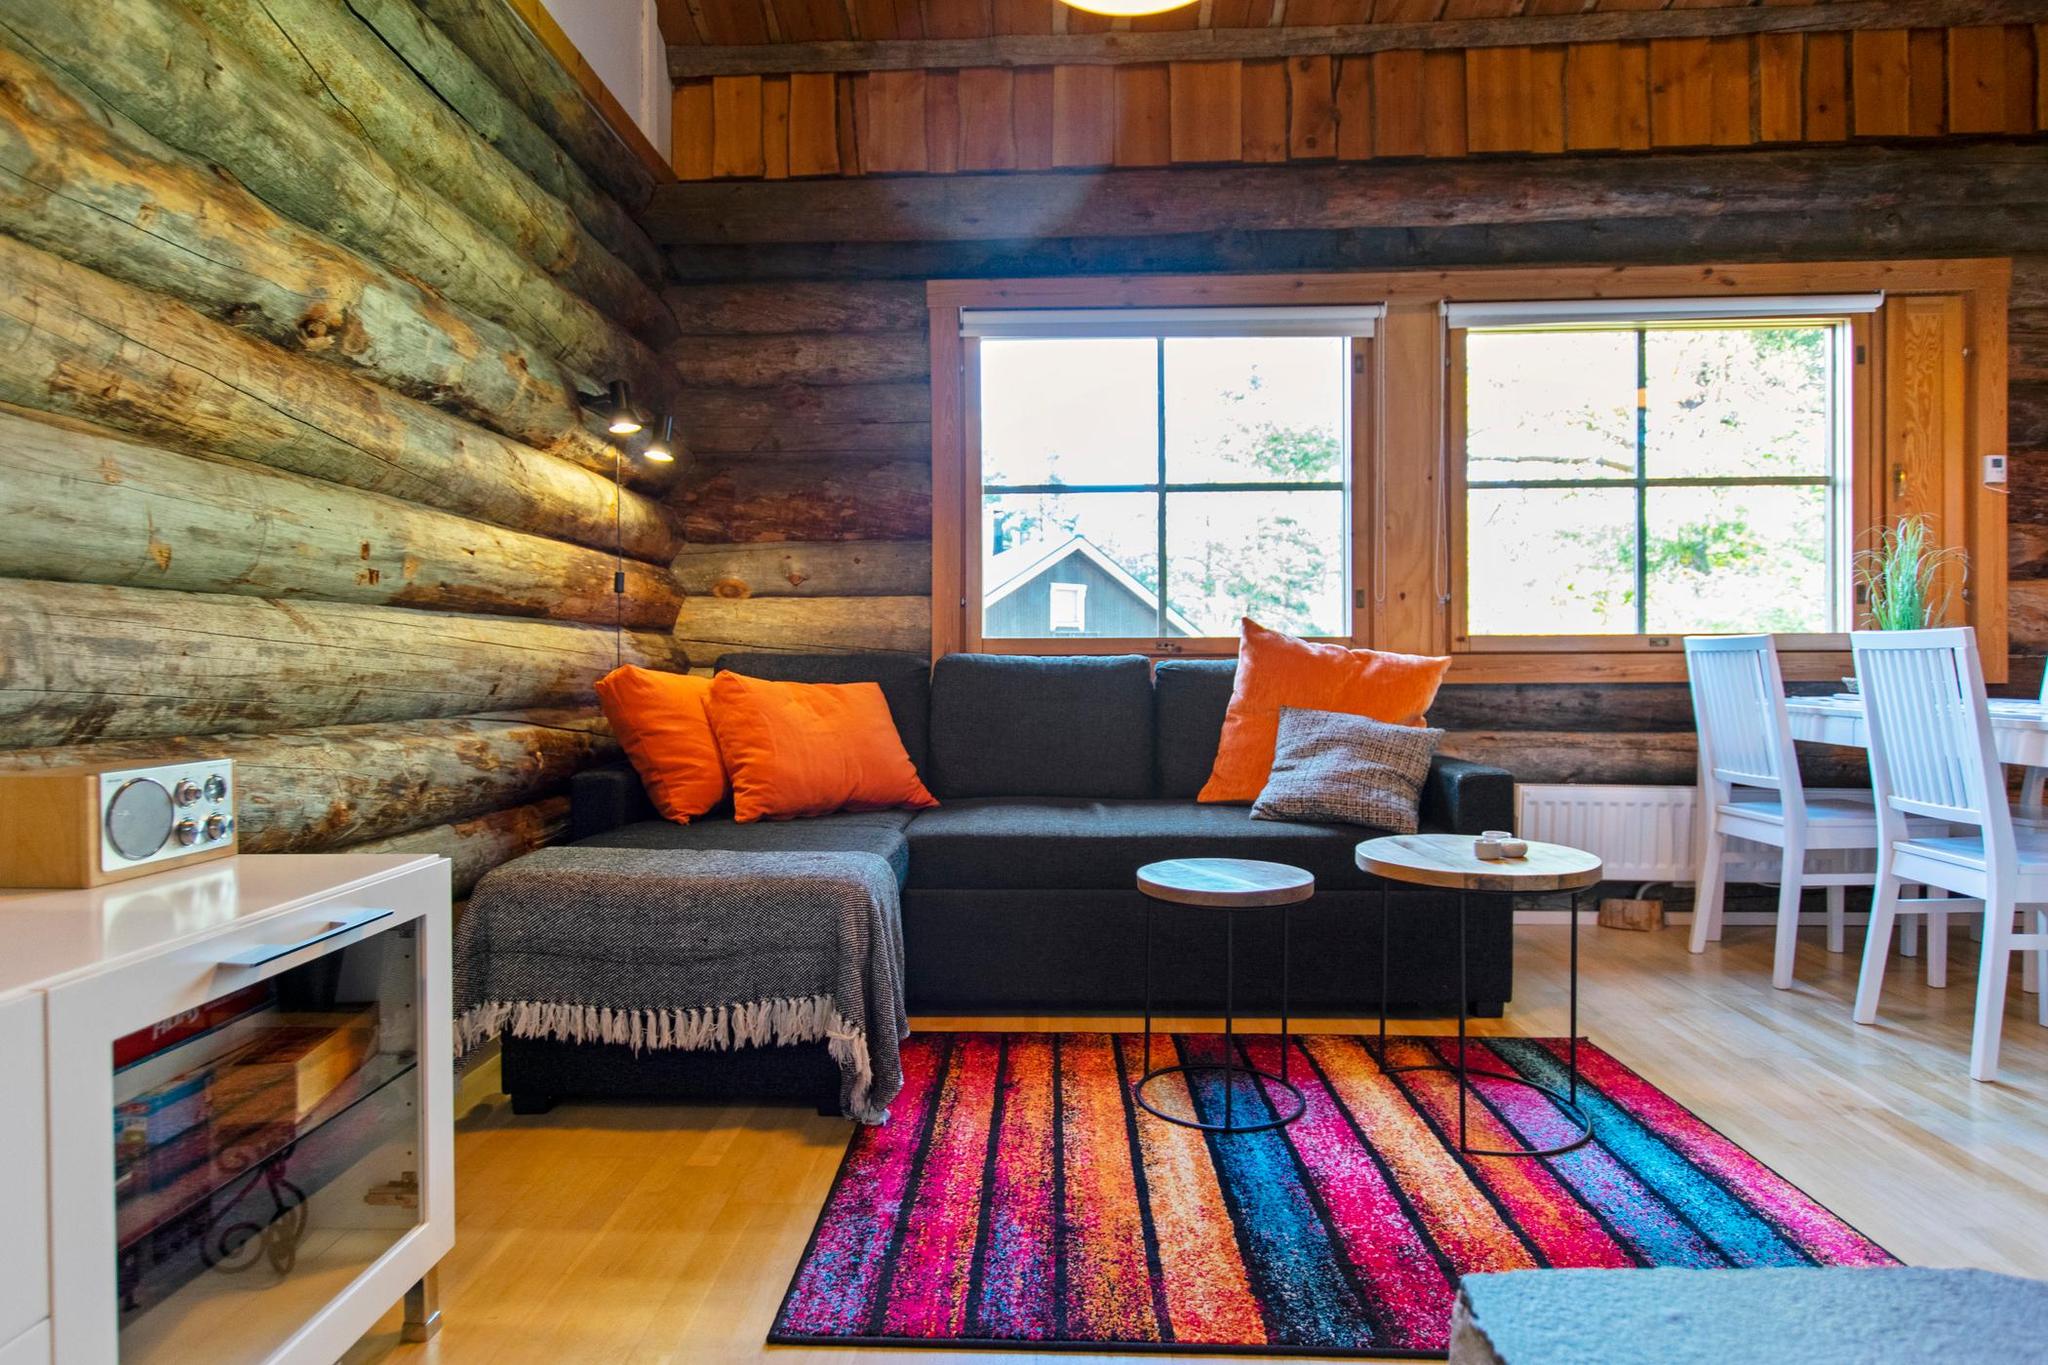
<box><xmin>0</xmin><ymin>853</ymin><xmax>442</xmax><ymax>999</ymax></box>
<box><xmin>1785</xmin><ymin>694</ymin><xmax>2048</xmax><ymax>767</ymax></box>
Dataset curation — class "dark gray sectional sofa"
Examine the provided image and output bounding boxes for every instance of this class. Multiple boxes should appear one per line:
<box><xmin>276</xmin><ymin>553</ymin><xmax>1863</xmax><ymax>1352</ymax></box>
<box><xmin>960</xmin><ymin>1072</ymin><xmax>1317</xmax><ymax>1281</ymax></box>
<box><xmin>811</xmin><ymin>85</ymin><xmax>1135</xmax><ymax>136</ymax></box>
<box><xmin>506</xmin><ymin>650</ymin><xmax>1516</xmax><ymax>1111</ymax></box>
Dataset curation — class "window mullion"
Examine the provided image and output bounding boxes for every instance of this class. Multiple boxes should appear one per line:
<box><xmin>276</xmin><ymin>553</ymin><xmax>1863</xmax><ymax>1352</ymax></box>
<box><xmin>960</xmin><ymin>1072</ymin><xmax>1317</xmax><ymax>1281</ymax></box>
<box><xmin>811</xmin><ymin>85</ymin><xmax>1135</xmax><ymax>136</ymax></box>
<box><xmin>1634</xmin><ymin>327</ymin><xmax>1649</xmax><ymax>636</ymax></box>
<box><xmin>1155</xmin><ymin>337</ymin><xmax>1168</xmax><ymax>640</ymax></box>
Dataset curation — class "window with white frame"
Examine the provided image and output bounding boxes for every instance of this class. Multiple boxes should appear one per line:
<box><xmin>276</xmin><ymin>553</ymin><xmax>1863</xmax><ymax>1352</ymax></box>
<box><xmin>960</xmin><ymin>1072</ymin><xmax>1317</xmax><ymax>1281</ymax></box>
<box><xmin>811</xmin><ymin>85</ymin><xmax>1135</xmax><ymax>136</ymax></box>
<box><xmin>968</xmin><ymin>306</ymin><xmax>1376</xmax><ymax>643</ymax></box>
<box><xmin>1048</xmin><ymin>582</ymin><xmax>1087</xmax><ymax>632</ymax></box>
<box><xmin>1452</xmin><ymin>296</ymin><xmax>1872</xmax><ymax>641</ymax></box>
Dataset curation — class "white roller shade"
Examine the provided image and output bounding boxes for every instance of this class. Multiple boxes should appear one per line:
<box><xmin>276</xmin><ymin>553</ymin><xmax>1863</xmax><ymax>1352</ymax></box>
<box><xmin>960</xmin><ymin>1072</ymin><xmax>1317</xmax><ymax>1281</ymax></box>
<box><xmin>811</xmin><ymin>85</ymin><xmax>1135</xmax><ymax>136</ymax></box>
<box><xmin>1443</xmin><ymin>294</ymin><xmax>1883</xmax><ymax>330</ymax></box>
<box><xmin>960</xmin><ymin>304</ymin><xmax>1385</xmax><ymax>339</ymax></box>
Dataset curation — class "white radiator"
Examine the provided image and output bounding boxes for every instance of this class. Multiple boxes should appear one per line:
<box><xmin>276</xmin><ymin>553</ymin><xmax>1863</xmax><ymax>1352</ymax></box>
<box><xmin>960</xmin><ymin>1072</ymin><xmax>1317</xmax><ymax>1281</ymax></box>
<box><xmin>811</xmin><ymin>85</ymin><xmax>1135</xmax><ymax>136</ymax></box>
<box><xmin>1514</xmin><ymin>784</ymin><xmax>1789</xmax><ymax>884</ymax></box>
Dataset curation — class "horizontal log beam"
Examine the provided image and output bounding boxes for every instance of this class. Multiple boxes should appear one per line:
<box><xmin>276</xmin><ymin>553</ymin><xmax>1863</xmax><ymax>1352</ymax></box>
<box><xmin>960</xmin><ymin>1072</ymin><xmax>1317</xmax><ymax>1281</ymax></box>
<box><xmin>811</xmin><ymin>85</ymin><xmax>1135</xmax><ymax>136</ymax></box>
<box><xmin>662</xmin><ymin>203</ymin><xmax>2048</xmax><ymax>285</ymax></box>
<box><xmin>187</xmin><ymin>0</ymin><xmax>669</xmax><ymax>339</ymax></box>
<box><xmin>668</xmin><ymin>333</ymin><xmax>930</xmax><ymax>388</ymax></box>
<box><xmin>684</xmin><ymin>421</ymin><xmax>934</xmax><ymax>459</ymax></box>
<box><xmin>0</xmin><ymin>578</ymin><xmax>672</xmax><ymax>748</ymax></box>
<box><xmin>0</xmin><ymin>39</ymin><xmax>670</xmax><ymax>493</ymax></box>
<box><xmin>0</xmin><ymin>233</ymin><xmax>674</xmax><ymax>562</ymax></box>
<box><xmin>681</xmin><ymin>381</ymin><xmax>933</xmax><ymax>457</ymax></box>
<box><xmin>1428</xmin><ymin>683</ymin><xmax>1699</xmax><ymax>733</ymax></box>
<box><xmin>344</xmin><ymin>0</ymin><xmax>664</xmax><ymax>287</ymax></box>
<box><xmin>0</xmin><ymin>0</ymin><xmax>667</xmax><ymax>400</ymax></box>
<box><xmin>675</xmin><ymin>458</ymin><xmax>931</xmax><ymax>542</ymax></box>
<box><xmin>0</xmin><ymin>407</ymin><xmax>680</xmax><ymax>628</ymax></box>
<box><xmin>642</xmin><ymin>144</ymin><xmax>2048</xmax><ymax>246</ymax></box>
<box><xmin>415</xmin><ymin>0</ymin><xmax>661</xmax><ymax>209</ymax></box>
<box><xmin>344</xmin><ymin>794</ymin><xmax>569</xmax><ymax>894</ymax></box>
<box><xmin>668</xmin><ymin>0</ymin><xmax>2047</xmax><ymax>76</ymax></box>
<box><xmin>0</xmin><ymin>708</ymin><xmax>614</xmax><ymax>852</ymax></box>
<box><xmin>671</xmin><ymin>541</ymin><xmax>932</xmax><ymax>598</ymax></box>
<box><xmin>672</xmin><ymin>595</ymin><xmax>931</xmax><ymax>664</ymax></box>
<box><xmin>1441</xmin><ymin>731</ymin><xmax>1867</xmax><ymax>787</ymax></box>
<box><xmin>665</xmin><ymin>281</ymin><xmax>932</xmax><ymax>334</ymax></box>
<box><xmin>686</xmin><ymin>382</ymin><xmax>931</xmax><ymax>427</ymax></box>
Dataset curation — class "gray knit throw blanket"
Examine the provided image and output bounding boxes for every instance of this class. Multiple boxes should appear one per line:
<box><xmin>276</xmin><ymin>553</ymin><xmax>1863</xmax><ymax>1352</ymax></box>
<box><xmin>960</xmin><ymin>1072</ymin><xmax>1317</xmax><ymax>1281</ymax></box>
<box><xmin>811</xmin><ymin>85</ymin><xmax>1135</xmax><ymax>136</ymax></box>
<box><xmin>454</xmin><ymin>846</ymin><xmax>907</xmax><ymax>1123</ymax></box>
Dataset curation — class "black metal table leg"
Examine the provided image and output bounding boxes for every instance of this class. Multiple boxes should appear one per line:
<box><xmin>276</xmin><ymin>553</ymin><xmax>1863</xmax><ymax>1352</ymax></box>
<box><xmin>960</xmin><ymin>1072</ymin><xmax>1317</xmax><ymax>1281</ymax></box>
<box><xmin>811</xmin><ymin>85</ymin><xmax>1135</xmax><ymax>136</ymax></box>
<box><xmin>1458</xmin><ymin>892</ymin><xmax>1469</xmax><ymax>1151</ymax></box>
<box><xmin>1378</xmin><ymin>885</ymin><xmax>1389</xmax><ymax>1069</ymax></box>
<box><xmin>1143</xmin><ymin>897</ymin><xmax>1155</xmax><ymax>1078</ymax></box>
<box><xmin>1133</xmin><ymin>879</ymin><xmax>1306</xmax><ymax>1136</ymax></box>
<box><xmin>1223</xmin><ymin>906</ymin><xmax>1236</xmax><ymax>1129</ymax></box>
<box><xmin>1280</xmin><ymin>900</ymin><xmax>1292</xmax><ymax>1084</ymax></box>
<box><xmin>1374</xmin><ymin>887</ymin><xmax>1595</xmax><ymax>1159</ymax></box>
<box><xmin>1570</xmin><ymin>888</ymin><xmax>1580</xmax><ymax>1105</ymax></box>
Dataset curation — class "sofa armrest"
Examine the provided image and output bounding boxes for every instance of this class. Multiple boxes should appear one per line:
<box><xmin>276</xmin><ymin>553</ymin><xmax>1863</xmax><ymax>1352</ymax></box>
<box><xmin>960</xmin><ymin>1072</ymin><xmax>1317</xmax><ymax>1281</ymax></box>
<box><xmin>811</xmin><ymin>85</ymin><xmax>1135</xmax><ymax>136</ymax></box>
<box><xmin>569</xmin><ymin>762</ymin><xmax>657</xmax><ymax>840</ymax></box>
<box><xmin>1419</xmin><ymin>757</ymin><xmax>1514</xmax><ymax>836</ymax></box>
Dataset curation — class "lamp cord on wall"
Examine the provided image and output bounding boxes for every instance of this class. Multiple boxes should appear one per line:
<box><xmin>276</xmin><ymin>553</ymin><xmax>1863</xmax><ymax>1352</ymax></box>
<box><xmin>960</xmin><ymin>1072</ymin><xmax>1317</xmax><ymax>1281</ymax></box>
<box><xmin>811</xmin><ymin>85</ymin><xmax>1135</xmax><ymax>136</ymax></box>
<box><xmin>614</xmin><ymin>447</ymin><xmax>624</xmax><ymax>671</ymax></box>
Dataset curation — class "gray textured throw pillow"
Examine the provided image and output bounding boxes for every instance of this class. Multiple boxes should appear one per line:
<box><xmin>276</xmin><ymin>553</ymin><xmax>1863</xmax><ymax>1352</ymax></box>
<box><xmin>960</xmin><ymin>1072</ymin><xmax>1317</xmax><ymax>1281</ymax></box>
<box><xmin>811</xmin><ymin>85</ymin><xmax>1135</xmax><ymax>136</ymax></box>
<box><xmin>1250</xmin><ymin>706</ymin><xmax>1443</xmax><ymax>833</ymax></box>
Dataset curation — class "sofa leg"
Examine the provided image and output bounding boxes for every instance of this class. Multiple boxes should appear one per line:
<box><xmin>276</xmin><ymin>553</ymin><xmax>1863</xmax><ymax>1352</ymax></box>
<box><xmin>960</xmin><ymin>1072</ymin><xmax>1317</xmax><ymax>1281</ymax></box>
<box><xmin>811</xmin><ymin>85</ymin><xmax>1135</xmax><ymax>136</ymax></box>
<box><xmin>509</xmin><ymin>1092</ymin><xmax>556</xmax><ymax>1115</ymax></box>
<box><xmin>1470</xmin><ymin>1000</ymin><xmax>1505</xmax><ymax>1019</ymax></box>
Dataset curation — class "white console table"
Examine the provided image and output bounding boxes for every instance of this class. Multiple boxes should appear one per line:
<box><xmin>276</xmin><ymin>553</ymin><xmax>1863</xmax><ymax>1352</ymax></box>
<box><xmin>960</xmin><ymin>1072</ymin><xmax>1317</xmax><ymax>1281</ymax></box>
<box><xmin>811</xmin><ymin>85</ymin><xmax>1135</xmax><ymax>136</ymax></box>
<box><xmin>0</xmin><ymin>854</ymin><xmax>453</xmax><ymax>1365</ymax></box>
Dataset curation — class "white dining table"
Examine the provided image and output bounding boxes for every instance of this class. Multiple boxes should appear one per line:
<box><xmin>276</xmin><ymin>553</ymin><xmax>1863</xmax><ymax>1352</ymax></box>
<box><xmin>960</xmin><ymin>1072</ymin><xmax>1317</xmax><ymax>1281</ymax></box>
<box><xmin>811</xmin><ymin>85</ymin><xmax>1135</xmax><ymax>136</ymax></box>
<box><xmin>1785</xmin><ymin>694</ymin><xmax>2048</xmax><ymax>768</ymax></box>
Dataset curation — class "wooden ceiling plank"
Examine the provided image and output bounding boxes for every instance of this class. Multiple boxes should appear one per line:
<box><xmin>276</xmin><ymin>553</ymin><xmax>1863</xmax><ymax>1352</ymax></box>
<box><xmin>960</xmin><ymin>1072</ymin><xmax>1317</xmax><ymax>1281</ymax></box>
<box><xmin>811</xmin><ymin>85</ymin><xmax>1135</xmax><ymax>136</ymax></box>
<box><xmin>668</xmin><ymin>0</ymin><xmax>2048</xmax><ymax>77</ymax></box>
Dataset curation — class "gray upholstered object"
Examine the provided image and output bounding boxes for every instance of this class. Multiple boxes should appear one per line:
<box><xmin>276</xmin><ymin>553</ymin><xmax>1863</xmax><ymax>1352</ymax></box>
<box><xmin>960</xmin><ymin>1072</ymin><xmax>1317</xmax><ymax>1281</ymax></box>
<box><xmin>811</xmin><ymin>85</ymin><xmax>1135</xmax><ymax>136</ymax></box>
<box><xmin>455</xmin><ymin>847</ymin><xmax>908</xmax><ymax>1122</ymax></box>
<box><xmin>1153</xmin><ymin>658</ymin><xmax>1238</xmax><ymax>797</ymax></box>
<box><xmin>1251</xmin><ymin>706</ymin><xmax>1443</xmax><ymax>833</ymax></box>
<box><xmin>1450</xmin><ymin>1267</ymin><xmax>2041</xmax><ymax>1365</ymax></box>
<box><xmin>928</xmin><ymin>653</ymin><xmax>1155</xmax><ymax>799</ymax></box>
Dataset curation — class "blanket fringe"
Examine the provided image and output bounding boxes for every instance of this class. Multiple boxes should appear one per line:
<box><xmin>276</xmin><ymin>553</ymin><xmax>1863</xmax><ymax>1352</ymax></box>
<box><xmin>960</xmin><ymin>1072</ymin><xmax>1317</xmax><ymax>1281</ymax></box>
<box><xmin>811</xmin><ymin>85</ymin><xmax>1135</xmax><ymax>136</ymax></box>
<box><xmin>455</xmin><ymin>994</ymin><xmax>881</xmax><ymax>1121</ymax></box>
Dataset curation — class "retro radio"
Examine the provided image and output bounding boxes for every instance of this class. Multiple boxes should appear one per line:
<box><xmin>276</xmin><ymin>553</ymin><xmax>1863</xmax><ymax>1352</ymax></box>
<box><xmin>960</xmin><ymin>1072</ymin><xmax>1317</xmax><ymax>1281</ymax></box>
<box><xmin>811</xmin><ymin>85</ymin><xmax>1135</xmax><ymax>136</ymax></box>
<box><xmin>0</xmin><ymin>758</ymin><xmax>236</xmax><ymax>888</ymax></box>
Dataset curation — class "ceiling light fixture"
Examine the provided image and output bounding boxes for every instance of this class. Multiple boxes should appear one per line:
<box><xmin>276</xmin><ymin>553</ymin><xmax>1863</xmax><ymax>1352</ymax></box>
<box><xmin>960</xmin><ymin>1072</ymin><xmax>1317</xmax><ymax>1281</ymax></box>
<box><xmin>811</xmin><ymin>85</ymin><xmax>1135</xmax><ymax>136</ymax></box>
<box><xmin>1058</xmin><ymin>0</ymin><xmax>1197</xmax><ymax>15</ymax></box>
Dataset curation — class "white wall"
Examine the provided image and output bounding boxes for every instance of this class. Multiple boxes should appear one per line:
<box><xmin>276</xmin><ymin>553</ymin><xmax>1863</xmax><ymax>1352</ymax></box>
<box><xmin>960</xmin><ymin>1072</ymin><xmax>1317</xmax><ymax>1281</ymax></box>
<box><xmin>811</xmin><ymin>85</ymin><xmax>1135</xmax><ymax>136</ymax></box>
<box><xmin>538</xmin><ymin>0</ymin><xmax>671</xmax><ymax>162</ymax></box>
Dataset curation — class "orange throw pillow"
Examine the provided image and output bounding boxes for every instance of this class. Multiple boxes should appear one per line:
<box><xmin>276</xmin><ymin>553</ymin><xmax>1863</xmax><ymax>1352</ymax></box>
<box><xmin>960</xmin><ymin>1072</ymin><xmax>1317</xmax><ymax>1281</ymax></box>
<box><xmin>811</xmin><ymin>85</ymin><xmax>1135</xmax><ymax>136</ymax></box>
<box><xmin>706</xmin><ymin>672</ymin><xmax>938</xmax><ymax>823</ymax></box>
<box><xmin>595</xmin><ymin>666</ymin><xmax>728</xmax><ymax>824</ymax></box>
<box><xmin>1197</xmin><ymin>618</ymin><xmax>1451</xmax><ymax>804</ymax></box>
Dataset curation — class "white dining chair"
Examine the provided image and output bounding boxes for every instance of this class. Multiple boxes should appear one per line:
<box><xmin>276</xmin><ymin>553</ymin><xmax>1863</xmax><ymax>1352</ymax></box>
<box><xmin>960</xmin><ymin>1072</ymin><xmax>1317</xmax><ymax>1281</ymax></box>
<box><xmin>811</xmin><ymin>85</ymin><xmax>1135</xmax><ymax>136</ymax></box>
<box><xmin>1686</xmin><ymin>634</ymin><xmax>1922</xmax><ymax>990</ymax></box>
<box><xmin>1852</xmin><ymin>627</ymin><xmax>2048</xmax><ymax>1081</ymax></box>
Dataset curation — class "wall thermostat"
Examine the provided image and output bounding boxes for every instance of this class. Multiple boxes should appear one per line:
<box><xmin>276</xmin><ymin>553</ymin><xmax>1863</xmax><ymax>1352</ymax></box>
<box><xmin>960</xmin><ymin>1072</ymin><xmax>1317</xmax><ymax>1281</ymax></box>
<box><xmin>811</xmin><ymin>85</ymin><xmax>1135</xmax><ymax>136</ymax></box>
<box><xmin>0</xmin><ymin>759</ymin><xmax>236</xmax><ymax>889</ymax></box>
<box><xmin>1985</xmin><ymin>453</ymin><xmax>2008</xmax><ymax>486</ymax></box>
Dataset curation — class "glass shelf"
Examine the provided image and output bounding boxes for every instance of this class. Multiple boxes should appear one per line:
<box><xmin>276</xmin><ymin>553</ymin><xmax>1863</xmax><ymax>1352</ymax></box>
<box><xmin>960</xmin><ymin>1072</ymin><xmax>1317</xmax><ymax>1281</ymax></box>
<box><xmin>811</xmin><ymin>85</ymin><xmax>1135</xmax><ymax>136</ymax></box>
<box><xmin>110</xmin><ymin>918</ymin><xmax>423</xmax><ymax>1363</ymax></box>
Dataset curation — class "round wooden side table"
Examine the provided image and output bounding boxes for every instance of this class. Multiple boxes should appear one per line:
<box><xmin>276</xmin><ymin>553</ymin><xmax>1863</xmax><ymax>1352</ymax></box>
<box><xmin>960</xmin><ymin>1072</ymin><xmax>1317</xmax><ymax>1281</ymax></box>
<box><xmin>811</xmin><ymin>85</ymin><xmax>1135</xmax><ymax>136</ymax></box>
<box><xmin>1355</xmin><ymin>833</ymin><xmax>1603</xmax><ymax>1158</ymax></box>
<box><xmin>1133</xmin><ymin>857</ymin><xmax>1315</xmax><ymax>1135</ymax></box>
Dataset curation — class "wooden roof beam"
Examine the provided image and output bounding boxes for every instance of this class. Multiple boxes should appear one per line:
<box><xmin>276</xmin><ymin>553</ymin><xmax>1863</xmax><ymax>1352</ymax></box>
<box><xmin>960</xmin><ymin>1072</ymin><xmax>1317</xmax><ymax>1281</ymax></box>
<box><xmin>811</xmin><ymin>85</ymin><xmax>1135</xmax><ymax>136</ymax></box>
<box><xmin>667</xmin><ymin>0</ymin><xmax>2048</xmax><ymax>78</ymax></box>
<box><xmin>640</xmin><ymin>143</ymin><xmax>2047</xmax><ymax>244</ymax></box>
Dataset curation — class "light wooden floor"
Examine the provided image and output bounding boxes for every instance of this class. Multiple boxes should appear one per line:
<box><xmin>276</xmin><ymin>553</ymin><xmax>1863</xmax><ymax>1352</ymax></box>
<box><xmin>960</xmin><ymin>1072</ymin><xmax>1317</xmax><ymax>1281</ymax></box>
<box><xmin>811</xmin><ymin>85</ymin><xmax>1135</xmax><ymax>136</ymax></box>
<box><xmin>348</xmin><ymin>921</ymin><xmax>2048</xmax><ymax>1364</ymax></box>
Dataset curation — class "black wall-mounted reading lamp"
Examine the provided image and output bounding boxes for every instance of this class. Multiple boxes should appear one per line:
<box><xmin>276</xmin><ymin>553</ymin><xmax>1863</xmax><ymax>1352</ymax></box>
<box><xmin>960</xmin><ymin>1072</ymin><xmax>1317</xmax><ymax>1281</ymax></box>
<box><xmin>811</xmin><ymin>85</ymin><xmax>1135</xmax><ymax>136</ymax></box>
<box><xmin>584</xmin><ymin>379</ymin><xmax>645</xmax><ymax>436</ymax></box>
<box><xmin>585</xmin><ymin>380</ymin><xmax>681</xmax><ymax>668</ymax></box>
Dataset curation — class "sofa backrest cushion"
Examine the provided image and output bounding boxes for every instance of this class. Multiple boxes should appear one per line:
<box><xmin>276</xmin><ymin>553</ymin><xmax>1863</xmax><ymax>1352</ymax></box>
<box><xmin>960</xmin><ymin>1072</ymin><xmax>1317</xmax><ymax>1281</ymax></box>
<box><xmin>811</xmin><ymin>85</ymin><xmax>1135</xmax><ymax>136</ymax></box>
<box><xmin>1154</xmin><ymin>659</ymin><xmax>1237</xmax><ymax>798</ymax></box>
<box><xmin>928</xmin><ymin>653</ymin><xmax>1155</xmax><ymax>799</ymax></box>
<box><xmin>715</xmin><ymin>652</ymin><xmax>932</xmax><ymax>777</ymax></box>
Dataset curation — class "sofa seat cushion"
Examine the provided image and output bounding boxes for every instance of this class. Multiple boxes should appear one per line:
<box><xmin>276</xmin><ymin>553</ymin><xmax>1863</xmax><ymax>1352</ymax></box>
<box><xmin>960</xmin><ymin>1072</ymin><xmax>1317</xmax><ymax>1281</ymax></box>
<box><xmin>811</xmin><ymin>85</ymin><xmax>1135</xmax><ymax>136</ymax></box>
<box><xmin>574</xmin><ymin>809</ymin><xmax>914</xmax><ymax>885</ymax></box>
<box><xmin>905</xmin><ymin>798</ymin><xmax>1395</xmax><ymax>892</ymax></box>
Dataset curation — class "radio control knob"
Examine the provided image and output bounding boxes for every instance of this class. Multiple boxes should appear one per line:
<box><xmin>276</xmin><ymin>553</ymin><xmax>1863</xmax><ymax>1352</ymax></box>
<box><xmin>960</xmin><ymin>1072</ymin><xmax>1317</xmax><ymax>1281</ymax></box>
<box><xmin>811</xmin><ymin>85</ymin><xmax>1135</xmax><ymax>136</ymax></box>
<box><xmin>173</xmin><ymin>780</ymin><xmax>201</xmax><ymax>806</ymax></box>
<box><xmin>203</xmin><ymin>814</ymin><xmax>229</xmax><ymax>841</ymax></box>
<box><xmin>173</xmin><ymin>819</ymin><xmax>199</xmax><ymax>847</ymax></box>
<box><xmin>203</xmin><ymin>775</ymin><xmax>227</xmax><ymax>802</ymax></box>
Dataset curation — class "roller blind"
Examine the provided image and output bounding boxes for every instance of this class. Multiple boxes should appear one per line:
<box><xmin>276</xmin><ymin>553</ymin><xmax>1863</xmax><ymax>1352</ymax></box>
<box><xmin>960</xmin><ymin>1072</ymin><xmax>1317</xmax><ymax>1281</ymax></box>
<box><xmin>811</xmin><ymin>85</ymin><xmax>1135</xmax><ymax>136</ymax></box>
<box><xmin>1443</xmin><ymin>294</ymin><xmax>1884</xmax><ymax>330</ymax></box>
<box><xmin>959</xmin><ymin>304</ymin><xmax>1386</xmax><ymax>339</ymax></box>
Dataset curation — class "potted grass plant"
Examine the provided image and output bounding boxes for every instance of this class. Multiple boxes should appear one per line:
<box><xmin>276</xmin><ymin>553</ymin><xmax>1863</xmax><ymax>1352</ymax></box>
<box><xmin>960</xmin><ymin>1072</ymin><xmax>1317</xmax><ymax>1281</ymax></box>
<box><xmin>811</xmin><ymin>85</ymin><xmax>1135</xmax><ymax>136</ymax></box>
<box><xmin>1854</xmin><ymin>515</ymin><xmax>1967</xmax><ymax>631</ymax></box>
<box><xmin>1842</xmin><ymin>516</ymin><xmax>1969</xmax><ymax>693</ymax></box>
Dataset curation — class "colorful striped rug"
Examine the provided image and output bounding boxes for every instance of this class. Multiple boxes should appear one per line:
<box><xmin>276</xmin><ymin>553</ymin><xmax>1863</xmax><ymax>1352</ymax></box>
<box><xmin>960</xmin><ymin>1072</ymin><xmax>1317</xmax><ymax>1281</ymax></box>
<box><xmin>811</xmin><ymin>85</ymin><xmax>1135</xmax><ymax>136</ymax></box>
<box><xmin>772</xmin><ymin>1032</ymin><xmax>1893</xmax><ymax>1357</ymax></box>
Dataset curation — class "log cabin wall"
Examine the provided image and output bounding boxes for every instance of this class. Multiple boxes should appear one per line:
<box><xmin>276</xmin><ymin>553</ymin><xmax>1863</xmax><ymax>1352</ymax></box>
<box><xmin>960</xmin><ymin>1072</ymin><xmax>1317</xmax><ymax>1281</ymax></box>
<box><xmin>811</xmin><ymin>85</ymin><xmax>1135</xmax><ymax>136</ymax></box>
<box><xmin>0</xmin><ymin>0</ymin><xmax>686</xmax><ymax>893</ymax></box>
<box><xmin>657</xmin><ymin>17</ymin><xmax>2048</xmax><ymax>786</ymax></box>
